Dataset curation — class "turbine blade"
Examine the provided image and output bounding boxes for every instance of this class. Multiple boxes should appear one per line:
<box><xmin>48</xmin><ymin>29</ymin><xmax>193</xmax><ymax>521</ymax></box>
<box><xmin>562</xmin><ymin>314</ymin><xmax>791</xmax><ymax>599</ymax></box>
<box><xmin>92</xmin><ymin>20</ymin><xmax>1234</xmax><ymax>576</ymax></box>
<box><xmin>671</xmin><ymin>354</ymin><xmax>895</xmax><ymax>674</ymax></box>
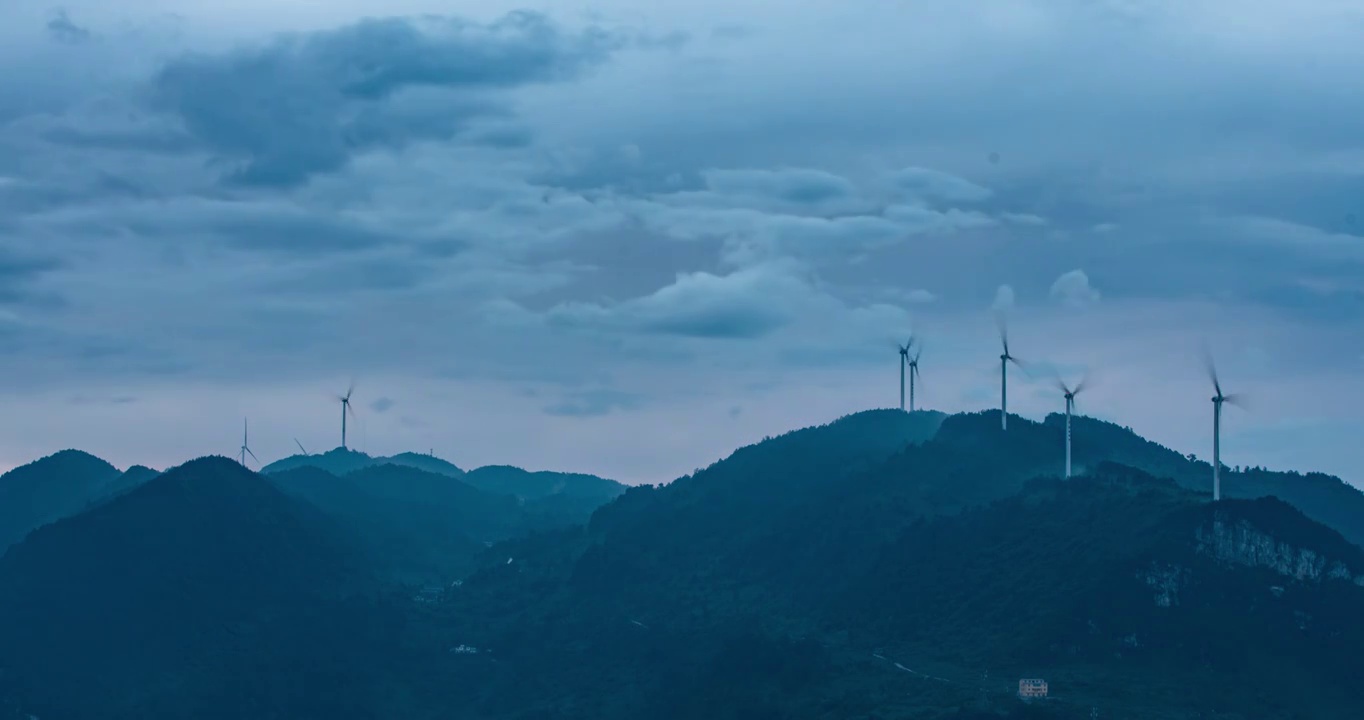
<box><xmin>1052</xmin><ymin>376</ymin><xmax>1071</xmax><ymax>394</ymax></box>
<box><xmin>1222</xmin><ymin>392</ymin><xmax>1248</xmax><ymax>410</ymax></box>
<box><xmin>912</xmin><ymin>347</ymin><xmax>921</xmax><ymax>363</ymax></box>
<box><xmin>1072</xmin><ymin>375</ymin><xmax>1090</xmax><ymax>395</ymax></box>
<box><xmin>294</xmin><ymin>438</ymin><xmax>307</xmax><ymax>455</ymax></box>
<box><xmin>1201</xmin><ymin>345</ymin><xmax>1222</xmax><ymax>397</ymax></box>
<box><xmin>246</xmin><ymin>447</ymin><xmax>259</xmax><ymax>463</ymax></box>
<box><xmin>347</xmin><ymin>402</ymin><xmax>358</xmax><ymax>419</ymax></box>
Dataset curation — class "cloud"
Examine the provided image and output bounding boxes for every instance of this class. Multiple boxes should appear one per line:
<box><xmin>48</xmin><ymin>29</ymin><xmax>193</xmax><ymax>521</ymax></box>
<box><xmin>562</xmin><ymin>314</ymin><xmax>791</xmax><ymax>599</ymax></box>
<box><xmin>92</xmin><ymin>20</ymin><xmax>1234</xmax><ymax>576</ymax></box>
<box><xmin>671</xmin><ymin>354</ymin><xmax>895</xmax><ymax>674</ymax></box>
<box><xmin>543</xmin><ymin>389</ymin><xmax>642</xmax><ymax>417</ymax></box>
<box><xmin>1050</xmin><ymin>269</ymin><xmax>1101</xmax><ymax>307</ymax></box>
<box><xmin>148</xmin><ymin>11</ymin><xmax>625</xmax><ymax>185</ymax></box>
<box><xmin>890</xmin><ymin>167</ymin><xmax>993</xmax><ymax>203</ymax></box>
<box><xmin>991</xmin><ymin>284</ymin><xmax>1016</xmax><ymax>311</ymax></box>
<box><xmin>634</xmin><ymin>178</ymin><xmax>995</xmax><ymax>267</ymax></box>
<box><xmin>0</xmin><ymin>249</ymin><xmax>62</xmax><ymax>303</ymax></box>
<box><xmin>2</xmin><ymin>2</ymin><xmax>1364</xmax><ymax>484</ymax></box>
<box><xmin>1002</xmin><ymin>212</ymin><xmax>1047</xmax><ymax>226</ymax></box>
<box><xmin>46</xmin><ymin>10</ymin><xmax>92</xmax><ymax>45</ymax></box>
<box><xmin>370</xmin><ymin>397</ymin><xmax>395</xmax><ymax>413</ymax></box>
<box><xmin>547</xmin><ymin>262</ymin><xmax>811</xmax><ymax>338</ymax></box>
<box><xmin>701</xmin><ymin>167</ymin><xmax>855</xmax><ymax>205</ymax></box>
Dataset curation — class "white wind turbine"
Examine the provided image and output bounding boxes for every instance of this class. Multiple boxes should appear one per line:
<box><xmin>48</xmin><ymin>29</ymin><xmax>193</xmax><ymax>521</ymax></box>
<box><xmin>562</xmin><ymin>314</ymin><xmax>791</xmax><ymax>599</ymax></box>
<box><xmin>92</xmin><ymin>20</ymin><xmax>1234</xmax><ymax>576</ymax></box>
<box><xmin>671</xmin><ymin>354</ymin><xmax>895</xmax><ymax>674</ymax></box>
<box><xmin>239</xmin><ymin>419</ymin><xmax>258</xmax><ymax>468</ymax></box>
<box><xmin>338</xmin><ymin>381</ymin><xmax>357</xmax><ymax>449</ymax></box>
<box><xmin>1203</xmin><ymin>350</ymin><xmax>1245</xmax><ymax>502</ymax></box>
<box><xmin>1053</xmin><ymin>374</ymin><xmax>1090</xmax><ymax>479</ymax></box>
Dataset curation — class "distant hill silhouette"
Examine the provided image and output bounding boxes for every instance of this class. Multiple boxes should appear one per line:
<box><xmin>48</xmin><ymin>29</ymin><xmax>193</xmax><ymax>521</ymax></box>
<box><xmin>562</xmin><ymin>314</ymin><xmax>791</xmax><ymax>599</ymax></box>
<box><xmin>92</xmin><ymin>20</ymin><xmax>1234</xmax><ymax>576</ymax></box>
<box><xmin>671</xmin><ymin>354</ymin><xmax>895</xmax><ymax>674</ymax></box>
<box><xmin>260</xmin><ymin>447</ymin><xmax>399</xmax><ymax>476</ymax></box>
<box><xmin>90</xmin><ymin>464</ymin><xmax>160</xmax><ymax>505</ymax></box>
<box><xmin>383</xmin><ymin>450</ymin><xmax>467</xmax><ymax>477</ymax></box>
<box><xmin>0</xmin><ymin>449</ymin><xmax>120</xmax><ymax>551</ymax></box>
<box><xmin>264</xmin><ymin>461</ymin><xmax>622</xmax><ymax>585</ymax></box>
<box><xmin>262</xmin><ymin>448</ymin><xmax>625</xmax><ymax>557</ymax></box>
<box><xmin>261</xmin><ymin>447</ymin><xmax>466</xmax><ymax>477</ymax></box>
<box><xmin>262</xmin><ymin>448</ymin><xmax>625</xmax><ymax>505</ymax></box>
<box><xmin>463</xmin><ymin>464</ymin><xmax>625</xmax><ymax>501</ymax></box>
<box><xmin>0</xmin><ymin>456</ymin><xmax>398</xmax><ymax>719</ymax></box>
<box><xmin>463</xmin><ymin>465</ymin><xmax>626</xmax><ymax>524</ymax></box>
<box><xmin>268</xmin><ymin>464</ymin><xmax>525</xmax><ymax>583</ymax></box>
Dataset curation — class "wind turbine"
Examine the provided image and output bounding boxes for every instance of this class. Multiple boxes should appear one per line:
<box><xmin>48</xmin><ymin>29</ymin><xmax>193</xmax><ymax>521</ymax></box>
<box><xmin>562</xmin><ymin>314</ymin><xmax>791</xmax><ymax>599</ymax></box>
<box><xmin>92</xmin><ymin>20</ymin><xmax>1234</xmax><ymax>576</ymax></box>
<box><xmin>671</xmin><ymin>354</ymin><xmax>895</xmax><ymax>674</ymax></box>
<box><xmin>239</xmin><ymin>419</ymin><xmax>258</xmax><ymax>467</ymax></box>
<box><xmin>996</xmin><ymin>314</ymin><xmax>1024</xmax><ymax>430</ymax></box>
<box><xmin>1054</xmin><ymin>374</ymin><xmax>1089</xmax><ymax>479</ymax></box>
<box><xmin>1203</xmin><ymin>351</ymin><xmax>1244</xmax><ymax>502</ymax></box>
<box><xmin>338</xmin><ymin>382</ymin><xmax>357</xmax><ymax>449</ymax></box>
<box><xmin>907</xmin><ymin>345</ymin><xmax>922</xmax><ymax>412</ymax></box>
<box><xmin>897</xmin><ymin>337</ymin><xmax>913</xmax><ymax>411</ymax></box>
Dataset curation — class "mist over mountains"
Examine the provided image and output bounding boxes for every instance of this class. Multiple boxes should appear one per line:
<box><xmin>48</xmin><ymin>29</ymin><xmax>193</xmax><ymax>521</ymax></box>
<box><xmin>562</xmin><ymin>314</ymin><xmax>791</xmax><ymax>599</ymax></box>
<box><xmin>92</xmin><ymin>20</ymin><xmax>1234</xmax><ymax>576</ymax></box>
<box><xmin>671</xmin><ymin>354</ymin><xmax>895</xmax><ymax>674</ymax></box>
<box><xmin>0</xmin><ymin>409</ymin><xmax>1361</xmax><ymax>719</ymax></box>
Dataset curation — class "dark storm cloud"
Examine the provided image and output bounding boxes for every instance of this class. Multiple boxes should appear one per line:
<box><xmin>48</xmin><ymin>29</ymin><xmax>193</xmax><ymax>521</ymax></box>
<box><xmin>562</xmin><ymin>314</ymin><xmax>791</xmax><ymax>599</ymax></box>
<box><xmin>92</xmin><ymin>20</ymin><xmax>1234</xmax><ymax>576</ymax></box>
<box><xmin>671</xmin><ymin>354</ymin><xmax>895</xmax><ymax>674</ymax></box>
<box><xmin>149</xmin><ymin>11</ymin><xmax>625</xmax><ymax>186</ymax></box>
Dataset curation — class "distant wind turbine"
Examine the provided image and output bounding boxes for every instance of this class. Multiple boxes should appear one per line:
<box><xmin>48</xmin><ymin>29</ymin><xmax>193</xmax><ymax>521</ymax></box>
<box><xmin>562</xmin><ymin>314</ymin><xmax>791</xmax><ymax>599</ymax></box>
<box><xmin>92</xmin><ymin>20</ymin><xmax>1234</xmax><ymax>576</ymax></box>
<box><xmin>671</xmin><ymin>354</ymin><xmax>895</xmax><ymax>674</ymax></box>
<box><xmin>1203</xmin><ymin>350</ymin><xmax>1245</xmax><ymax>502</ymax></box>
<box><xmin>897</xmin><ymin>336</ymin><xmax>914</xmax><ymax>411</ymax></box>
<box><xmin>1053</xmin><ymin>374</ymin><xmax>1089</xmax><ymax>479</ymax></box>
<box><xmin>996</xmin><ymin>314</ymin><xmax>1024</xmax><ymax>430</ymax></box>
<box><xmin>338</xmin><ymin>381</ymin><xmax>357</xmax><ymax>449</ymax></box>
<box><xmin>239</xmin><ymin>419</ymin><xmax>258</xmax><ymax>467</ymax></box>
<box><xmin>907</xmin><ymin>345</ymin><xmax>922</xmax><ymax>412</ymax></box>
<box><xmin>294</xmin><ymin>438</ymin><xmax>308</xmax><ymax>456</ymax></box>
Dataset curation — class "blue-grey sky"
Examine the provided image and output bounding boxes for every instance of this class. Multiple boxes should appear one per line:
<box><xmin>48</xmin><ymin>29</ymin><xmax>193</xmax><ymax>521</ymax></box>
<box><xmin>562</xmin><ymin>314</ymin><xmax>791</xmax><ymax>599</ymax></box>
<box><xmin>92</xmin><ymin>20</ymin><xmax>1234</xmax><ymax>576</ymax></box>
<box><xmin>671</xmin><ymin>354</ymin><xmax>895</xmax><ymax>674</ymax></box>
<box><xmin>2</xmin><ymin>1</ymin><xmax>1362</xmax><ymax>486</ymax></box>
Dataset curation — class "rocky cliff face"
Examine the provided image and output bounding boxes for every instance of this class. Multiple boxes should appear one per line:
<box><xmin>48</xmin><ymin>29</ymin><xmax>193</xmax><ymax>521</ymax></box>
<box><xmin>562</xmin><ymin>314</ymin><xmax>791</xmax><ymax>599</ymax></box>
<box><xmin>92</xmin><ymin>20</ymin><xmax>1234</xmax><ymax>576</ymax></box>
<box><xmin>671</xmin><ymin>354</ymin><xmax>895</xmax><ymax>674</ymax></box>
<box><xmin>1195</xmin><ymin>513</ymin><xmax>1364</xmax><ymax>586</ymax></box>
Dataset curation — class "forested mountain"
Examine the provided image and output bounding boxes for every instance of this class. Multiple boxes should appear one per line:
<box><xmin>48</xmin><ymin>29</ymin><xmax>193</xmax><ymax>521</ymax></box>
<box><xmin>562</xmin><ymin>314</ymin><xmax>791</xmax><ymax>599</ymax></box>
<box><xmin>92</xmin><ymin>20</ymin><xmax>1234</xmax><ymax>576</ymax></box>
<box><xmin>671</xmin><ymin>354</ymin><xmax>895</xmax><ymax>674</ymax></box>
<box><xmin>421</xmin><ymin>411</ymin><xmax>1364</xmax><ymax>719</ymax></box>
<box><xmin>0</xmin><ymin>410</ymin><xmax>1360</xmax><ymax>718</ymax></box>
<box><xmin>0</xmin><ymin>449</ymin><xmax>120</xmax><ymax>551</ymax></box>
<box><xmin>0</xmin><ymin>457</ymin><xmax>400</xmax><ymax>720</ymax></box>
<box><xmin>269</xmin><ymin>464</ymin><xmax>524</xmax><ymax>583</ymax></box>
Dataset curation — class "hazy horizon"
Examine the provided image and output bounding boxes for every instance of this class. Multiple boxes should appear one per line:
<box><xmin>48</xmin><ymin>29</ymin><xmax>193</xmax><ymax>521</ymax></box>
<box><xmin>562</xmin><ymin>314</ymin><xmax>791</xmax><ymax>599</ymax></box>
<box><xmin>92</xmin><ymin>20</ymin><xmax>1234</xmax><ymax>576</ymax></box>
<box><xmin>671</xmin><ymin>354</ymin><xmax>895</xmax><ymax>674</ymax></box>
<box><xmin>2</xmin><ymin>1</ymin><xmax>1362</xmax><ymax>487</ymax></box>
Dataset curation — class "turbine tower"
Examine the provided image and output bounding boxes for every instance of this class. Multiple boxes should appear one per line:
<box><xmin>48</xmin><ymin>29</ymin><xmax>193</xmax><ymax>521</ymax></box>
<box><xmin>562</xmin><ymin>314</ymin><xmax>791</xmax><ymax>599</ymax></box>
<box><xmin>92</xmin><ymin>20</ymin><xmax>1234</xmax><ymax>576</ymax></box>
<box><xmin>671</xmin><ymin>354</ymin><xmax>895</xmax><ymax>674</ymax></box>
<box><xmin>897</xmin><ymin>337</ymin><xmax>913</xmax><ymax>411</ymax></box>
<box><xmin>1203</xmin><ymin>352</ymin><xmax>1243</xmax><ymax>502</ymax></box>
<box><xmin>239</xmin><ymin>418</ymin><xmax>258</xmax><ymax>467</ymax></box>
<box><xmin>338</xmin><ymin>382</ymin><xmax>356</xmax><ymax>449</ymax></box>
<box><xmin>996</xmin><ymin>315</ymin><xmax>1022</xmax><ymax>430</ymax></box>
<box><xmin>907</xmin><ymin>346</ymin><xmax>922</xmax><ymax>412</ymax></box>
<box><xmin>1054</xmin><ymin>375</ymin><xmax>1088</xmax><ymax>479</ymax></box>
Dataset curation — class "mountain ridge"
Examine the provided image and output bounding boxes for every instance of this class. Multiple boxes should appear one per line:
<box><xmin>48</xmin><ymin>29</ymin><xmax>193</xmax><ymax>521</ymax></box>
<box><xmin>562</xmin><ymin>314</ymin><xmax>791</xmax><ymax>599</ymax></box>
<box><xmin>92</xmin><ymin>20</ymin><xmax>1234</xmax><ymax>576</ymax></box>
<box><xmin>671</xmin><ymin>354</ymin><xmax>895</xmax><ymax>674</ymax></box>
<box><xmin>1</xmin><ymin>409</ymin><xmax>1362</xmax><ymax>717</ymax></box>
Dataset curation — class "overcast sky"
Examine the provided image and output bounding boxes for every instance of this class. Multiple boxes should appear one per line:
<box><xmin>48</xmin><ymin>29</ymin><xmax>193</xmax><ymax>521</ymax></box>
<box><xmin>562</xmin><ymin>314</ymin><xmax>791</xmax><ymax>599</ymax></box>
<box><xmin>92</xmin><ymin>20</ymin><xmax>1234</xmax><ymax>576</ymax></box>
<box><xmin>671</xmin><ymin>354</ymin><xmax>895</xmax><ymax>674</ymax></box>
<box><xmin>1</xmin><ymin>0</ymin><xmax>1362</xmax><ymax>486</ymax></box>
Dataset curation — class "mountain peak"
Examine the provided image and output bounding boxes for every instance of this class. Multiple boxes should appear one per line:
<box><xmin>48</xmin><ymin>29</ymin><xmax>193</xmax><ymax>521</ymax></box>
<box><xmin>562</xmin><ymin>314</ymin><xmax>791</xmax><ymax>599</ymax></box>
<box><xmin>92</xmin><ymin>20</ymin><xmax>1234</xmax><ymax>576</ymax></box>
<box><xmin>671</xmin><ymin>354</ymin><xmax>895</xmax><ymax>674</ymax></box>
<box><xmin>0</xmin><ymin>449</ymin><xmax>122</xmax><ymax>551</ymax></box>
<box><xmin>5</xmin><ymin>448</ymin><xmax>118</xmax><ymax>476</ymax></box>
<box><xmin>259</xmin><ymin>448</ymin><xmax>465</xmax><ymax>478</ymax></box>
